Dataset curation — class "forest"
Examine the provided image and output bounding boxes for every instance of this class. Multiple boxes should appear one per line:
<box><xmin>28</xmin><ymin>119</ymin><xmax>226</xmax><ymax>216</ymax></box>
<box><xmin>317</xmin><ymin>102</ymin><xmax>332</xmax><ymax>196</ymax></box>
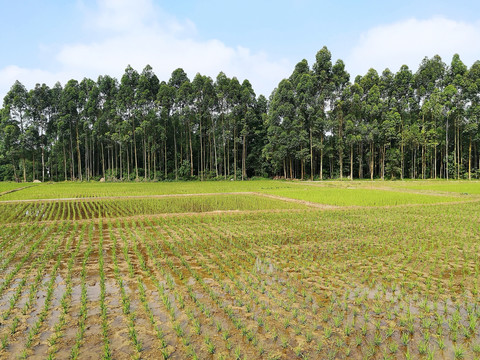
<box><xmin>0</xmin><ymin>46</ymin><xmax>479</xmax><ymax>182</ymax></box>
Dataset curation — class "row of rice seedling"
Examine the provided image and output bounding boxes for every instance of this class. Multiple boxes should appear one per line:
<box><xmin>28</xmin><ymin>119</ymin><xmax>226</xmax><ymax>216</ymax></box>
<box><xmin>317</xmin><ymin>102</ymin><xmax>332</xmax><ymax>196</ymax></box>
<box><xmin>0</xmin><ymin>222</ymin><xmax>70</xmax><ymax>358</ymax></box>
<box><xmin>69</xmin><ymin>223</ymin><xmax>94</xmax><ymax>360</ymax></box>
<box><xmin>46</xmin><ymin>223</ymin><xmax>83</xmax><ymax>359</ymax></box>
<box><xmin>0</xmin><ymin>195</ymin><xmax>307</xmax><ymax>224</ymax></box>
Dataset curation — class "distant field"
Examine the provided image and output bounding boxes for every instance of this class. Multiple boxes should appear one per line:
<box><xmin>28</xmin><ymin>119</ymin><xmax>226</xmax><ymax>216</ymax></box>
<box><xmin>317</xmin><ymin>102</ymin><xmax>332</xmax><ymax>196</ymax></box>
<box><xmin>0</xmin><ymin>180</ymin><xmax>479</xmax><ymax>359</ymax></box>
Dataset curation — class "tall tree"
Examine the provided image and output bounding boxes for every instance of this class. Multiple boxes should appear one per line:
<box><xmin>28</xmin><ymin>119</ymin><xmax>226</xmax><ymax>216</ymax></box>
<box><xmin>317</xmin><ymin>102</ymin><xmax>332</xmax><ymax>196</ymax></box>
<box><xmin>118</xmin><ymin>65</ymin><xmax>140</xmax><ymax>180</ymax></box>
<box><xmin>312</xmin><ymin>46</ymin><xmax>334</xmax><ymax>179</ymax></box>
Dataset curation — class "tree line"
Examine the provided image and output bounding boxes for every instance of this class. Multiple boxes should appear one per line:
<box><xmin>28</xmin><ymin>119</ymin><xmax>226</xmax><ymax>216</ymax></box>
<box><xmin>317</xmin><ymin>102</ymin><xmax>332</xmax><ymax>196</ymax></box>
<box><xmin>1</xmin><ymin>46</ymin><xmax>479</xmax><ymax>182</ymax></box>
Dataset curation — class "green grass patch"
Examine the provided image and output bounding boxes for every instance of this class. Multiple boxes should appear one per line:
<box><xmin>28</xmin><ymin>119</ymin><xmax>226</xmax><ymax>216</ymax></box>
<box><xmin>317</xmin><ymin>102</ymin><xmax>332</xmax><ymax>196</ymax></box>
<box><xmin>262</xmin><ymin>186</ymin><xmax>462</xmax><ymax>206</ymax></box>
<box><xmin>388</xmin><ymin>180</ymin><xmax>480</xmax><ymax>194</ymax></box>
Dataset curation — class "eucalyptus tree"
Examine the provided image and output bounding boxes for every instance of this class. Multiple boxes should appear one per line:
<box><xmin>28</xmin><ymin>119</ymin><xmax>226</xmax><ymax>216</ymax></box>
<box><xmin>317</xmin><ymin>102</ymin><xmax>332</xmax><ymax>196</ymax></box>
<box><xmin>167</xmin><ymin>68</ymin><xmax>189</xmax><ymax>179</ymax></box>
<box><xmin>248</xmin><ymin>94</ymin><xmax>268</xmax><ymax>177</ymax></box>
<box><xmin>60</xmin><ymin>79</ymin><xmax>83</xmax><ymax>180</ymax></box>
<box><xmin>118</xmin><ymin>65</ymin><xmax>140</xmax><ymax>180</ymax></box>
<box><xmin>264</xmin><ymin>78</ymin><xmax>296</xmax><ymax>178</ymax></box>
<box><xmin>420</xmin><ymin>87</ymin><xmax>443</xmax><ymax>178</ymax></box>
<box><xmin>157</xmin><ymin>81</ymin><xmax>175</xmax><ymax>179</ymax></box>
<box><xmin>228</xmin><ymin>77</ymin><xmax>242</xmax><ymax>180</ymax></box>
<box><xmin>358</xmin><ymin>69</ymin><xmax>381</xmax><ymax>180</ymax></box>
<box><xmin>377</xmin><ymin>68</ymin><xmax>394</xmax><ymax>179</ymax></box>
<box><xmin>3</xmin><ymin>81</ymin><xmax>30</xmax><ymax>181</ymax></box>
<box><xmin>414</xmin><ymin>55</ymin><xmax>446</xmax><ymax>178</ymax></box>
<box><xmin>239</xmin><ymin>79</ymin><xmax>256</xmax><ymax>180</ymax></box>
<box><xmin>312</xmin><ymin>46</ymin><xmax>334</xmax><ymax>179</ymax></box>
<box><xmin>344</xmin><ymin>82</ymin><xmax>363</xmax><ymax>179</ymax></box>
<box><xmin>0</xmin><ymin>107</ymin><xmax>20</xmax><ymax>180</ymax></box>
<box><xmin>446</xmin><ymin>54</ymin><xmax>468</xmax><ymax>179</ymax></box>
<box><xmin>176</xmin><ymin>78</ymin><xmax>194</xmax><ymax>176</ymax></box>
<box><xmin>97</xmin><ymin>75</ymin><xmax>118</xmax><ymax>179</ymax></box>
<box><xmin>465</xmin><ymin>61</ymin><xmax>480</xmax><ymax>179</ymax></box>
<box><xmin>191</xmin><ymin>73</ymin><xmax>215</xmax><ymax>180</ymax></box>
<box><xmin>215</xmin><ymin>72</ymin><xmax>232</xmax><ymax>178</ymax></box>
<box><xmin>290</xmin><ymin>59</ymin><xmax>313</xmax><ymax>179</ymax></box>
<box><xmin>28</xmin><ymin>83</ymin><xmax>52</xmax><ymax>181</ymax></box>
<box><xmin>330</xmin><ymin>59</ymin><xmax>350</xmax><ymax>179</ymax></box>
<box><xmin>137</xmin><ymin>65</ymin><xmax>159</xmax><ymax>180</ymax></box>
<box><xmin>392</xmin><ymin>65</ymin><xmax>414</xmax><ymax>179</ymax></box>
<box><xmin>79</xmin><ymin>78</ymin><xmax>100</xmax><ymax>181</ymax></box>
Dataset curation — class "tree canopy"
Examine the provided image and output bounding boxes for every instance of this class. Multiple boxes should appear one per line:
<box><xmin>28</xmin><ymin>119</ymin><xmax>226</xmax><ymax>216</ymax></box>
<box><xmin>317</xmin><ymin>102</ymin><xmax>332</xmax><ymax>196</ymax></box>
<box><xmin>1</xmin><ymin>49</ymin><xmax>480</xmax><ymax>181</ymax></box>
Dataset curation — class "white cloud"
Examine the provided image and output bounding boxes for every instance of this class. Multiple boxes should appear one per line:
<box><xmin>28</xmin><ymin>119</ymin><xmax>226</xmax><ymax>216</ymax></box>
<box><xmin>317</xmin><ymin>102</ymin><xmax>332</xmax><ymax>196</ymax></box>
<box><xmin>0</xmin><ymin>0</ymin><xmax>291</xmax><ymax>102</ymax></box>
<box><xmin>347</xmin><ymin>17</ymin><xmax>480</xmax><ymax>78</ymax></box>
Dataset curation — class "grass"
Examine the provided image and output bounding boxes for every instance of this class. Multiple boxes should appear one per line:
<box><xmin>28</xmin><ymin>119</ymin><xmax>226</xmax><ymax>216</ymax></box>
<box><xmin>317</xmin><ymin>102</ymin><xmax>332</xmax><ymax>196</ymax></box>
<box><xmin>0</xmin><ymin>180</ymin><xmax>479</xmax><ymax>358</ymax></box>
<box><xmin>262</xmin><ymin>185</ymin><xmax>464</xmax><ymax>206</ymax></box>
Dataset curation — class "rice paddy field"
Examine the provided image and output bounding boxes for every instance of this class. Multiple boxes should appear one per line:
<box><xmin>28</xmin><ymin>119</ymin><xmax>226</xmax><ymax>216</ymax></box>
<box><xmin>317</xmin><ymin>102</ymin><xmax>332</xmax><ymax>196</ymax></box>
<box><xmin>0</xmin><ymin>180</ymin><xmax>479</xmax><ymax>359</ymax></box>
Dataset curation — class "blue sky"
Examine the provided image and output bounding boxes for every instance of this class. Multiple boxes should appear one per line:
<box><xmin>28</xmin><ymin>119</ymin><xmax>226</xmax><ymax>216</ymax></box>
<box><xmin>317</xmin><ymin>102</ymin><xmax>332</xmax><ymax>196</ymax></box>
<box><xmin>1</xmin><ymin>0</ymin><xmax>480</xmax><ymax>100</ymax></box>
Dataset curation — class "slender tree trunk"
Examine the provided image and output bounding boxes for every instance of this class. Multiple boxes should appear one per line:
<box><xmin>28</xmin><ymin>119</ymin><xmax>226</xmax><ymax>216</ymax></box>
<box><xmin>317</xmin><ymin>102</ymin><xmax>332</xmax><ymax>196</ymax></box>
<box><xmin>189</xmin><ymin>123</ymin><xmax>194</xmax><ymax>177</ymax></box>
<box><xmin>358</xmin><ymin>143</ymin><xmax>363</xmax><ymax>179</ymax></box>
<box><xmin>223</xmin><ymin>120</ymin><xmax>227</xmax><ymax>179</ymax></box>
<box><xmin>469</xmin><ymin>136</ymin><xmax>472</xmax><ymax>180</ymax></box>
<box><xmin>164</xmin><ymin>136</ymin><xmax>167</xmax><ymax>180</ymax></box>
<box><xmin>84</xmin><ymin>135</ymin><xmax>88</xmax><ymax>181</ymax></box>
<box><xmin>76</xmin><ymin>124</ymin><xmax>82</xmax><ymax>181</ymax></box>
<box><xmin>401</xmin><ymin>118</ymin><xmax>404</xmax><ymax>180</ymax></box>
<box><xmin>41</xmin><ymin>145</ymin><xmax>45</xmax><ymax>182</ymax></box>
<box><xmin>70</xmin><ymin>132</ymin><xmax>75</xmax><ymax>180</ymax></box>
<box><xmin>120</xmin><ymin>143</ymin><xmax>123</xmax><ymax>181</ymax></box>
<box><xmin>199</xmin><ymin>113</ymin><xmax>203</xmax><ymax>181</ymax></box>
<box><xmin>101</xmin><ymin>142</ymin><xmax>105</xmax><ymax>179</ymax></box>
<box><xmin>422</xmin><ymin>113</ymin><xmax>426</xmax><ymax>180</ymax></box>
<box><xmin>381</xmin><ymin>144</ymin><xmax>385</xmax><ymax>180</ymax></box>
<box><xmin>339</xmin><ymin>147</ymin><xmax>343</xmax><ymax>180</ymax></box>
<box><xmin>233</xmin><ymin>125</ymin><xmax>237</xmax><ymax>181</ymax></box>
<box><xmin>227</xmin><ymin>137</ymin><xmax>230</xmax><ymax>178</ymax></box>
<box><xmin>350</xmin><ymin>143</ymin><xmax>354</xmax><ymax>180</ymax></box>
<box><xmin>127</xmin><ymin>143</ymin><xmax>130</xmax><ymax>181</ymax></box>
<box><xmin>32</xmin><ymin>154</ymin><xmax>35</xmax><ymax>181</ymax></box>
<box><xmin>12</xmin><ymin>157</ymin><xmax>17</xmax><ymax>182</ymax></box>
<box><xmin>446</xmin><ymin>116</ymin><xmax>449</xmax><ymax>180</ymax></box>
<box><xmin>242</xmin><ymin>134</ymin><xmax>246</xmax><ymax>180</ymax></box>
<box><xmin>310</xmin><ymin>127</ymin><xmax>313</xmax><ymax>180</ymax></box>
<box><xmin>143</xmin><ymin>132</ymin><xmax>147</xmax><ymax>181</ymax></box>
<box><xmin>320</xmin><ymin>133</ymin><xmax>324</xmax><ymax>180</ymax></box>
<box><xmin>153</xmin><ymin>149</ymin><xmax>156</xmax><ymax>180</ymax></box>
<box><xmin>174</xmin><ymin>122</ymin><xmax>178</xmax><ymax>180</ymax></box>
<box><xmin>62</xmin><ymin>141</ymin><xmax>67</xmax><ymax>181</ymax></box>
<box><xmin>370</xmin><ymin>141</ymin><xmax>374</xmax><ymax>181</ymax></box>
<box><xmin>457</xmin><ymin>121</ymin><xmax>460</xmax><ymax>179</ymax></box>
<box><xmin>22</xmin><ymin>158</ymin><xmax>26</xmax><ymax>182</ymax></box>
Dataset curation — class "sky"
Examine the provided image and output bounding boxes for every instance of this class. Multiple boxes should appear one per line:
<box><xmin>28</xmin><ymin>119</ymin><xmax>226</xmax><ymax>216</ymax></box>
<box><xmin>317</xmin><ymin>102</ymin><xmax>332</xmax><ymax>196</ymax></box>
<box><xmin>1</xmin><ymin>0</ymin><xmax>480</xmax><ymax>101</ymax></box>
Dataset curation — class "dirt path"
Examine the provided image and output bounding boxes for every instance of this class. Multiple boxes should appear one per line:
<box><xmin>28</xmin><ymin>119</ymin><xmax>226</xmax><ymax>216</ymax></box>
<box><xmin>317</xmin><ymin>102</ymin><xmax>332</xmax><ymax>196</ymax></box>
<box><xmin>0</xmin><ymin>184</ymin><xmax>38</xmax><ymax>197</ymax></box>
<box><xmin>252</xmin><ymin>192</ymin><xmax>339</xmax><ymax>209</ymax></box>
